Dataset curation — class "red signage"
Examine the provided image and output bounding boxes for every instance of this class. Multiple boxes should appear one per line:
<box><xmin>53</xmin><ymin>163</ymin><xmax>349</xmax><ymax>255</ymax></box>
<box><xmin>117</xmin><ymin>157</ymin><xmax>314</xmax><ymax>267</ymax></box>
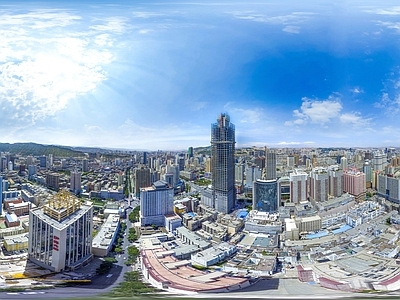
<box><xmin>53</xmin><ymin>236</ymin><xmax>59</xmax><ymax>251</ymax></box>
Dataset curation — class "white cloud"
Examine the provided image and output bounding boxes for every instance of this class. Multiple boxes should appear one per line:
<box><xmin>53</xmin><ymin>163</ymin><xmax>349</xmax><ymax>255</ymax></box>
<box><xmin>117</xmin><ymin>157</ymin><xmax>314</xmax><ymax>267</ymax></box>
<box><xmin>376</xmin><ymin>21</ymin><xmax>400</xmax><ymax>33</ymax></box>
<box><xmin>350</xmin><ymin>86</ymin><xmax>363</xmax><ymax>94</ymax></box>
<box><xmin>229</xmin><ymin>11</ymin><xmax>314</xmax><ymax>33</ymax></box>
<box><xmin>191</xmin><ymin>101</ymin><xmax>207</xmax><ymax>111</ymax></box>
<box><xmin>282</xmin><ymin>26</ymin><xmax>300</xmax><ymax>34</ymax></box>
<box><xmin>239</xmin><ymin>11</ymin><xmax>313</xmax><ymax>24</ymax></box>
<box><xmin>339</xmin><ymin>112</ymin><xmax>370</xmax><ymax>127</ymax></box>
<box><xmin>277</xmin><ymin>141</ymin><xmax>315</xmax><ymax>145</ymax></box>
<box><xmin>0</xmin><ymin>8</ymin><xmax>116</xmax><ymax>126</ymax></box>
<box><xmin>364</xmin><ymin>7</ymin><xmax>400</xmax><ymax>15</ymax></box>
<box><xmin>291</xmin><ymin>97</ymin><xmax>342</xmax><ymax>124</ymax></box>
<box><xmin>375</xmin><ymin>92</ymin><xmax>400</xmax><ymax>116</ymax></box>
<box><xmin>224</xmin><ymin>105</ymin><xmax>264</xmax><ymax>124</ymax></box>
<box><xmin>138</xmin><ymin>29</ymin><xmax>154</xmax><ymax>35</ymax></box>
<box><xmin>285</xmin><ymin>96</ymin><xmax>370</xmax><ymax>128</ymax></box>
<box><xmin>0</xmin><ymin>10</ymin><xmax>82</xmax><ymax>28</ymax></box>
<box><xmin>90</xmin><ymin>16</ymin><xmax>128</xmax><ymax>33</ymax></box>
<box><xmin>132</xmin><ymin>12</ymin><xmax>164</xmax><ymax>19</ymax></box>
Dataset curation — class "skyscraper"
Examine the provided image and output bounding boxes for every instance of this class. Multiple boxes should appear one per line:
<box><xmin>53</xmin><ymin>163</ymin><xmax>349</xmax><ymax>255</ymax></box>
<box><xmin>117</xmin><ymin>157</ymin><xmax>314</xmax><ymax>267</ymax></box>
<box><xmin>328</xmin><ymin>165</ymin><xmax>343</xmax><ymax>198</ymax></box>
<box><xmin>211</xmin><ymin>113</ymin><xmax>236</xmax><ymax>213</ymax></box>
<box><xmin>253</xmin><ymin>179</ymin><xmax>278</xmax><ymax>213</ymax></box>
<box><xmin>343</xmin><ymin>168</ymin><xmax>366</xmax><ymax>201</ymax></box>
<box><xmin>187</xmin><ymin>147</ymin><xmax>194</xmax><ymax>158</ymax></box>
<box><xmin>134</xmin><ymin>167</ymin><xmax>151</xmax><ymax>197</ymax></box>
<box><xmin>309</xmin><ymin>167</ymin><xmax>329</xmax><ymax>203</ymax></box>
<box><xmin>265</xmin><ymin>148</ymin><xmax>277</xmax><ymax>180</ymax></box>
<box><xmin>290</xmin><ymin>169</ymin><xmax>308</xmax><ymax>204</ymax></box>
<box><xmin>70</xmin><ymin>171</ymin><xmax>82</xmax><ymax>195</ymax></box>
<box><xmin>28</xmin><ymin>190</ymin><xmax>93</xmax><ymax>272</ymax></box>
<box><xmin>82</xmin><ymin>158</ymin><xmax>89</xmax><ymax>172</ymax></box>
<box><xmin>140</xmin><ymin>180</ymin><xmax>174</xmax><ymax>226</ymax></box>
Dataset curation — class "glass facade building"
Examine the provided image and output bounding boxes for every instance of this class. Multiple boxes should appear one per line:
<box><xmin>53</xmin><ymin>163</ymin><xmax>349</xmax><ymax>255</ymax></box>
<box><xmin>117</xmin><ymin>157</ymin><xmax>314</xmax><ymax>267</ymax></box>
<box><xmin>211</xmin><ymin>113</ymin><xmax>236</xmax><ymax>214</ymax></box>
<box><xmin>253</xmin><ymin>179</ymin><xmax>278</xmax><ymax>213</ymax></box>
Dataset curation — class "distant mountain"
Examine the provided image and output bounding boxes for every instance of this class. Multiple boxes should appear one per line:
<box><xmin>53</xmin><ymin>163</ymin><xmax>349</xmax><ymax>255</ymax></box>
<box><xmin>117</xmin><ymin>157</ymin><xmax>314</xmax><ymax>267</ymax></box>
<box><xmin>194</xmin><ymin>146</ymin><xmax>211</xmax><ymax>155</ymax></box>
<box><xmin>0</xmin><ymin>142</ymin><xmax>85</xmax><ymax>157</ymax></box>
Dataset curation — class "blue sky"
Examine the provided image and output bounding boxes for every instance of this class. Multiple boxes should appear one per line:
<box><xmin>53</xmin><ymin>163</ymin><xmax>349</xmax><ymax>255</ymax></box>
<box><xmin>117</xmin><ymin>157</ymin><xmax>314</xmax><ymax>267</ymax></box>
<box><xmin>2</xmin><ymin>0</ymin><xmax>400</xmax><ymax>151</ymax></box>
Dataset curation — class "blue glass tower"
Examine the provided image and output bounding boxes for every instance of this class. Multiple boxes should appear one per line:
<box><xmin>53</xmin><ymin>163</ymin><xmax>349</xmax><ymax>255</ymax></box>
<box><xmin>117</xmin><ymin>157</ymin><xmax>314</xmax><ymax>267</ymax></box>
<box><xmin>253</xmin><ymin>179</ymin><xmax>278</xmax><ymax>213</ymax></box>
<box><xmin>211</xmin><ymin>113</ymin><xmax>236</xmax><ymax>214</ymax></box>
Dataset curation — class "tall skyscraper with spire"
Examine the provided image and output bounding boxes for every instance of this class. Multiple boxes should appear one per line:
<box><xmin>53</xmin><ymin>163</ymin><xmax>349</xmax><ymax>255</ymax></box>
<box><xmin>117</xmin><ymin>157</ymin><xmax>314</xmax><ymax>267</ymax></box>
<box><xmin>211</xmin><ymin>113</ymin><xmax>236</xmax><ymax>213</ymax></box>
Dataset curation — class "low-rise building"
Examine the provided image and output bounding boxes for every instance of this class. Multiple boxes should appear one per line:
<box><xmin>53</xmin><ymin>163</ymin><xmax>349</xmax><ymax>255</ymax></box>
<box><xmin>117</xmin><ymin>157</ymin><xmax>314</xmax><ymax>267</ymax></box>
<box><xmin>92</xmin><ymin>213</ymin><xmax>120</xmax><ymax>257</ymax></box>
<box><xmin>191</xmin><ymin>242</ymin><xmax>237</xmax><ymax>267</ymax></box>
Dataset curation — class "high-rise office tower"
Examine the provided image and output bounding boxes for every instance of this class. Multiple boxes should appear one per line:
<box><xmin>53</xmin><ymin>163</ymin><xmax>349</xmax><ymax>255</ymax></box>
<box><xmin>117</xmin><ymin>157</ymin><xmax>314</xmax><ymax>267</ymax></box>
<box><xmin>211</xmin><ymin>113</ymin><xmax>236</xmax><ymax>213</ymax></box>
<box><xmin>28</xmin><ymin>190</ymin><xmax>93</xmax><ymax>272</ymax></box>
<box><xmin>140</xmin><ymin>180</ymin><xmax>174</xmax><ymax>226</ymax></box>
<box><xmin>82</xmin><ymin>158</ymin><xmax>89</xmax><ymax>172</ymax></box>
<box><xmin>265</xmin><ymin>148</ymin><xmax>277</xmax><ymax>180</ymax></box>
<box><xmin>178</xmin><ymin>157</ymin><xmax>185</xmax><ymax>171</ymax></box>
<box><xmin>134</xmin><ymin>167</ymin><xmax>151</xmax><ymax>197</ymax></box>
<box><xmin>187</xmin><ymin>147</ymin><xmax>194</xmax><ymax>158</ymax></box>
<box><xmin>70</xmin><ymin>171</ymin><xmax>82</xmax><ymax>195</ymax></box>
<box><xmin>1</xmin><ymin>157</ymin><xmax>6</xmax><ymax>172</ymax></box>
<box><xmin>39</xmin><ymin>155</ymin><xmax>47</xmax><ymax>169</ymax></box>
<box><xmin>252</xmin><ymin>179</ymin><xmax>278</xmax><ymax>213</ymax></box>
<box><xmin>142</xmin><ymin>151</ymin><xmax>147</xmax><ymax>165</ymax></box>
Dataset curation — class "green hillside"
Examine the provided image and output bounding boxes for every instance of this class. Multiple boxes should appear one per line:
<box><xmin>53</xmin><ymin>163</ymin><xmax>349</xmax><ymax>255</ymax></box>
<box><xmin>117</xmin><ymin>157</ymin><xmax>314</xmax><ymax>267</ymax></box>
<box><xmin>0</xmin><ymin>142</ymin><xmax>85</xmax><ymax>157</ymax></box>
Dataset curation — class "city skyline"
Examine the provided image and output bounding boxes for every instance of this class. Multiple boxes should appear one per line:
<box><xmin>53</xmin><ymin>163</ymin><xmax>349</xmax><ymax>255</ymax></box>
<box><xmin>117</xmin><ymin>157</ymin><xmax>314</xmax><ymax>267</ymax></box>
<box><xmin>3</xmin><ymin>1</ymin><xmax>400</xmax><ymax>151</ymax></box>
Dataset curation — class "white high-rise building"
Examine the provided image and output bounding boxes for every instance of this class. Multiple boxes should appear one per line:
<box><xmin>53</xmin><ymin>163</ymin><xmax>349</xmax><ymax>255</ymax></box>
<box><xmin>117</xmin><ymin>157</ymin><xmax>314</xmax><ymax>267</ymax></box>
<box><xmin>166</xmin><ymin>164</ymin><xmax>180</xmax><ymax>186</ymax></box>
<box><xmin>290</xmin><ymin>169</ymin><xmax>308</xmax><ymax>204</ymax></box>
<box><xmin>245</xmin><ymin>165</ymin><xmax>262</xmax><ymax>187</ymax></box>
<box><xmin>140</xmin><ymin>180</ymin><xmax>174</xmax><ymax>226</ymax></box>
<box><xmin>287</xmin><ymin>156</ymin><xmax>295</xmax><ymax>168</ymax></box>
<box><xmin>373</xmin><ymin>151</ymin><xmax>386</xmax><ymax>172</ymax></box>
<box><xmin>28</xmin><ymin>190</ymin><xmax>93</xmax><ymax>273</ymax></box>
<box><xmin>235</xmin><ymin>163</ymin><xmax>245</xmax><ymax>185</ymax></box>
<box><xmin>340</xmin><ymin>156</ymin><xmax>348</xmax><ymax>171</ymax></box>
